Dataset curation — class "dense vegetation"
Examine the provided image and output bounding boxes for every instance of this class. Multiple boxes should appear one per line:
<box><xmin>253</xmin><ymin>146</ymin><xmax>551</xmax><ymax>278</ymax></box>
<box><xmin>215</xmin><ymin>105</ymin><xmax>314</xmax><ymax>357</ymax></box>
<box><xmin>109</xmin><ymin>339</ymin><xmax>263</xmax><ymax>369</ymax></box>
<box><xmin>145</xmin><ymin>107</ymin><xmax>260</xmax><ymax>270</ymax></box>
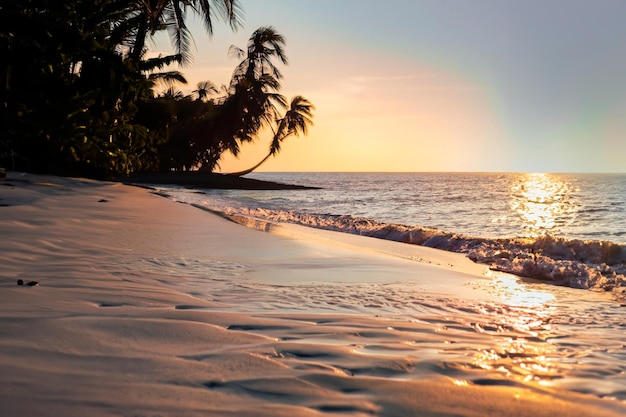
<box><xmin>0</xmin><ymin>0</ymin><xmax>313</xmax><ymax>178</ymax></box>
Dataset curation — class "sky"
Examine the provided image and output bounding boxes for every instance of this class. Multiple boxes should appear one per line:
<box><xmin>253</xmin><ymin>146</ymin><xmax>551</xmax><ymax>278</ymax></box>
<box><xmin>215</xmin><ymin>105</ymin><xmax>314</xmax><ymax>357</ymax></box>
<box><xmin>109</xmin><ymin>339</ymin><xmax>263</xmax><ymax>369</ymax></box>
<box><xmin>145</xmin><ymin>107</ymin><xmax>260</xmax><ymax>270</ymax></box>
<box><xmin>152</xmin><ymin>0</ymin><xmax>626</xmax><ymax>173</ymax></box>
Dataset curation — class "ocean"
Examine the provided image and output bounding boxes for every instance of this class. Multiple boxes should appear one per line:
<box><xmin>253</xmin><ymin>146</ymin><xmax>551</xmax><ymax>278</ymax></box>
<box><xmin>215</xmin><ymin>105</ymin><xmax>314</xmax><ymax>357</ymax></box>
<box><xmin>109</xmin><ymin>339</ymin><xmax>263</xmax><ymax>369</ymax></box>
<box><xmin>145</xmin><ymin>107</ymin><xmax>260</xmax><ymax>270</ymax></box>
<box><xmin>157</xmin><ymin>172</ymin><xmax>626</xmax><ymax>291</ymax></box>
<box><xmin>162</xmin><ymin>172</ymin><xmax>626</xmax><ymax>242</ymax></box>
<box><xmin>151</xmin><ymin>172</ymin><xmax>626</xmax><ymax>403</ymax></box>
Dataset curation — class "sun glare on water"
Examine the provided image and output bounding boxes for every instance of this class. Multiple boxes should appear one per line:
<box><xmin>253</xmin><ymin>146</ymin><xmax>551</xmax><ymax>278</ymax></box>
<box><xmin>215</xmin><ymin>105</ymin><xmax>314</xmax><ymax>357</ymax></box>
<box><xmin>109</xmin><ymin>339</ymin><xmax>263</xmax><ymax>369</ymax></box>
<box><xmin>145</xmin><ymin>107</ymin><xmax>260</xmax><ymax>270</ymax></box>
<box><xmin>509</xmin><ymin>173</ymin><xmax>574</xmax><ymax>237</ymax></box>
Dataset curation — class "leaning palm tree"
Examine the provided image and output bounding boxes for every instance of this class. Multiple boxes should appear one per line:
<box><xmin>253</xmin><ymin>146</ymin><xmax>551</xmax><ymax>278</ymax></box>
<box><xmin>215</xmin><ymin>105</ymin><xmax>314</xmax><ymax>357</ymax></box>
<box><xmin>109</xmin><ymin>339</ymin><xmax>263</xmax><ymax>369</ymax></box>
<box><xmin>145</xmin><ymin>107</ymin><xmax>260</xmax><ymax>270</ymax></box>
<box><xmin>215</xmin><ymin>27</ymin><xmax>289</xmax><ymax>171</ymax></box>
<box><xmin>197</xmin><ymin>73</ymin><xmax>286</xmax><ymax>172</ymax></box>
<box><xmin>228</xmin><ymin>95</ymin><xmax>314</xmax><ymax>176</ymax></box>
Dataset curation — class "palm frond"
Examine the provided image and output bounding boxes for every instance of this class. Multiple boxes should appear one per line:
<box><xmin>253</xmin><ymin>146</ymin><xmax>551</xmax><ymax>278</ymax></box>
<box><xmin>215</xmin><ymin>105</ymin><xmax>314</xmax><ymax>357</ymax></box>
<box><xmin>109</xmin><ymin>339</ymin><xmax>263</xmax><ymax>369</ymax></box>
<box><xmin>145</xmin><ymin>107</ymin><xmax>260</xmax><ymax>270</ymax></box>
<box><xmin>140</xmin><ymin>54</ymin><xmax>183</xmax><ymax>71</ymax></box>
<box><xmin>148</xmin><ymin>71</ymin><xmax>188</xmax><ymax>85</ymax></box>
<box><xmin>228</xmin><ymin>45</ymin><xmax>245</xmax><ymax>59</ymax></box>
<box><xmin>164</xmin><ymin>3</ymin><xmax>194</xmax><ymax>67</ymax></box>
<box><xmin>193</xmin><ymin>80</ymin><xmax>218</xmax><ymax>100</ymax></box>
<box><xmin>226</xmin><ymin>0</ymin><xmax>245</xmax><ymax>30</ymax></box>
<box><xmin>159</xmin><ymin>86</ymin><xmax>184</xmax><ymax>99</ymax></box>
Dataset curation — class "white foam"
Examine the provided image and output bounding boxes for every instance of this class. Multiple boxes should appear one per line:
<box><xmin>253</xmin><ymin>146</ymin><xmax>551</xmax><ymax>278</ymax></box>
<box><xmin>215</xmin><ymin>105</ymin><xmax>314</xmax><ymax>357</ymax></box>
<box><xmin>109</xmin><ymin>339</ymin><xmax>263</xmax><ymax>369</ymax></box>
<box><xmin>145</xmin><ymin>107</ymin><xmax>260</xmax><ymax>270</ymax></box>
<box><xmin>155</xmin><ymin>186</ymin><xmax>626</xmax><ymax>295</ymax></box>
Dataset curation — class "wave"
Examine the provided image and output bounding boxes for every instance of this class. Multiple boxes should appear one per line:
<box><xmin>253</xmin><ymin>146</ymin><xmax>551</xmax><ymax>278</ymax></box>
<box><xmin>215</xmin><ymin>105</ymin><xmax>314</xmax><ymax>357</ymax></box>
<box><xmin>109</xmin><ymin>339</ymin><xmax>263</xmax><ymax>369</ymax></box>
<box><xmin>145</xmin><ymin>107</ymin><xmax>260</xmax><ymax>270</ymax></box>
<box><xmin>152</xmin><ymin>183</ymin><xmax>626</xmax><ymax>298</ymax></box>
<box><xmin>214</xmin><ymin>206</ymin><xmax>626</xmax><ymax>296</ymax></box>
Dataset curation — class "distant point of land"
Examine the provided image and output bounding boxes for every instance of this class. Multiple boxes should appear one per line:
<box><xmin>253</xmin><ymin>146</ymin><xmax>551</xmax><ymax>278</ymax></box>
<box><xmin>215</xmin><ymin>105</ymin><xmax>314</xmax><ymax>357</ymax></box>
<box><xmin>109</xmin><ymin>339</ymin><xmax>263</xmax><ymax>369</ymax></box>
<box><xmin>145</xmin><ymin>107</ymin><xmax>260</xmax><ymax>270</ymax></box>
<box><xmin>121</xmin><ymin>172</ymin><xmax>319</xmax><ymax>190</ymax></box>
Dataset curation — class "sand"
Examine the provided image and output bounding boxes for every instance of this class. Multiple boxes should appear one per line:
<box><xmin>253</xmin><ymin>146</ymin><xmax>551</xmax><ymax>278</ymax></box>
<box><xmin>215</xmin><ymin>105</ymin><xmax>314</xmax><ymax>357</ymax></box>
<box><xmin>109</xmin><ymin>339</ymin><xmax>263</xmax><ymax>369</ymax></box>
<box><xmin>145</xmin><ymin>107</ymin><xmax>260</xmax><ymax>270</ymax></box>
<box><xmin>1</xmin><ymin>172</ymin><xmax>624</xmax><ymax>417</ymax></box>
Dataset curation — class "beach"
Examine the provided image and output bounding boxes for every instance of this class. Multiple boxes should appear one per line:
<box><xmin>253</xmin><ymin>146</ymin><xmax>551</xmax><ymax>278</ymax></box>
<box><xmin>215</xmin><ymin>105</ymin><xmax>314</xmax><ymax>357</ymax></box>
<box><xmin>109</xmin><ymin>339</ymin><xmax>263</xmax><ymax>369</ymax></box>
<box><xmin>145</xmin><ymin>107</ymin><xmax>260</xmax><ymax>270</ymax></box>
<box><xmin>1</xmin><ymin>172</ymin><xmax>625</xmax><ymax>417</ymax></box>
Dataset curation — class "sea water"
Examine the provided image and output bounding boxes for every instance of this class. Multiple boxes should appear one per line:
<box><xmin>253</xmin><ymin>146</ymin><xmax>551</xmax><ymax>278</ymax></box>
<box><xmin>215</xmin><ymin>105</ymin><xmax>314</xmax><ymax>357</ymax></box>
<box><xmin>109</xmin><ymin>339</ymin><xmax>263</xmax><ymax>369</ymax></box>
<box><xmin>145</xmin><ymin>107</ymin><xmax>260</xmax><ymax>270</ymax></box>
<box><xmin>163</xmin><ymin>172</ymin><xmax>626</xmax><ymax>241</ymax></box>
<box><xmin>151</xmin><ymin>172</ymin><xmax>626</xmax><ymax>403</ymax></box>
<box><xmin>157</xmin><ymin>172</ymin><xmax>626</xmax><ymax>291</ymax></box>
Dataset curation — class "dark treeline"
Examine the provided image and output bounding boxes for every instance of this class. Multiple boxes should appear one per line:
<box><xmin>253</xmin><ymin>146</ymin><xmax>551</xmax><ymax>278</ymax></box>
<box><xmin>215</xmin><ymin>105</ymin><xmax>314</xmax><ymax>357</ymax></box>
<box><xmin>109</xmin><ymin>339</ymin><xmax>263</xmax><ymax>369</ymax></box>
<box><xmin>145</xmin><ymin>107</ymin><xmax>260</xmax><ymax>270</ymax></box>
<box><xmin>0</xmin><ymin>0</ymin><xmax>313</xmax><ymax>178</ymax></box>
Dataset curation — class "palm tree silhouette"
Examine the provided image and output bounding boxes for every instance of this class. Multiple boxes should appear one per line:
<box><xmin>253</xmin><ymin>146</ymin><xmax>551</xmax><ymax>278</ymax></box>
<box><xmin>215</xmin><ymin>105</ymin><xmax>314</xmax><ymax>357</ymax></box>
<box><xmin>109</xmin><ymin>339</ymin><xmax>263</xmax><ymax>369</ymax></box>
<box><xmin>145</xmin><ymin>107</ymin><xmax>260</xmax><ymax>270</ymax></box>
<box><xmin>229</xmin><ymin>26</ymin><xmax>288</xmax><ymax>87</ymax></box>
<box><xmin>210</xmin><ymin>27</ymin><xmax>289</xmax><ymax>167</ymax></box>
<box><xmin>129</xmin><ymin>0</ymin><xmax>242</xmax><ymax>66</ymax></box>
<box><xmin>228</xmin><ymin>95</ymin><xmax>314</xmax><ymax>176</ymax></box>
<box><xmin>193</xmin><ymin>80</ymin><xmax>218</xmax><ymax>101</ymax></box>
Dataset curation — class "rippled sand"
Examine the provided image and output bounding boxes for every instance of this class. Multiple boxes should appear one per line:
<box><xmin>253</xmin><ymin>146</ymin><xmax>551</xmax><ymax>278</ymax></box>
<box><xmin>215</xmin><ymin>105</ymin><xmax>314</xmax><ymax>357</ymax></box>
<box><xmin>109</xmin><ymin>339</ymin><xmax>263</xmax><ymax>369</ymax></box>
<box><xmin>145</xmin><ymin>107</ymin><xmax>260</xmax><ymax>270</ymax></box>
<box><xmin>1</xmin><ymin>172</ymin><xmax>624</xmax><ymax>416</ymax></box>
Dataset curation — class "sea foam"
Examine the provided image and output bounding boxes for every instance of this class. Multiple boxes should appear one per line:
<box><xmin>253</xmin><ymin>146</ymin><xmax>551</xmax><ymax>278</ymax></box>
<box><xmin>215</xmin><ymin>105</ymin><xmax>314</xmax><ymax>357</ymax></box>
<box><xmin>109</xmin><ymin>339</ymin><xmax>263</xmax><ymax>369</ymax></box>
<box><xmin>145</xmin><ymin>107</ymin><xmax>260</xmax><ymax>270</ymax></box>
<box><xmin>220</xmin><ymin>207</ymin><xmax>626</xmax><ymax>294</ymax></box>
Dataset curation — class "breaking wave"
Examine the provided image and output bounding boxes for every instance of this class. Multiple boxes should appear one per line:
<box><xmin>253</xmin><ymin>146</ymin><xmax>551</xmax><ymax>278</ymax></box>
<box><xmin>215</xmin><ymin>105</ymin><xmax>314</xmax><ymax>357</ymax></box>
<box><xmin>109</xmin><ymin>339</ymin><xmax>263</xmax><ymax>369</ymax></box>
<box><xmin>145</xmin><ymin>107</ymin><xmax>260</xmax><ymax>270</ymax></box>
<box><xmin>221</xmin><ymin>207</ymin><xmax>626</xmax><ymax>295</ymax></box>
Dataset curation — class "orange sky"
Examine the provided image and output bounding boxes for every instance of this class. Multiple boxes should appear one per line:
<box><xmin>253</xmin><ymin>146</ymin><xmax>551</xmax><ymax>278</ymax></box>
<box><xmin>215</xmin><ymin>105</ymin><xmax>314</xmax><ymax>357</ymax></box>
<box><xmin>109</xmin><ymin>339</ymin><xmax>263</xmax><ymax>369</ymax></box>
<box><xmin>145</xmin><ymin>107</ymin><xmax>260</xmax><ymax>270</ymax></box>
<box><xmin>153</xmin><ymin>1</ymin><xmax>626</xmax><ymax>173</ymax></box>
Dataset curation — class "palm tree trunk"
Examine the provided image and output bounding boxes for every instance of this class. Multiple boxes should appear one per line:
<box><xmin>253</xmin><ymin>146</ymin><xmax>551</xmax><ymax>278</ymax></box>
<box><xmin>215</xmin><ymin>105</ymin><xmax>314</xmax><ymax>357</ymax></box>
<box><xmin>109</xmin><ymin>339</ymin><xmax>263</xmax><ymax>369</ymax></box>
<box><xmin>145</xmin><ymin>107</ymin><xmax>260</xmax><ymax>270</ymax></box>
<box><xmin>226</xmin><ymin>151</ymin><xmax>273</xmax><ymax>177</ymax></box>
<box><xmin>130</xmin><ymin>18</ymin><xmax>148</xmax><ymax>64</ymax></box>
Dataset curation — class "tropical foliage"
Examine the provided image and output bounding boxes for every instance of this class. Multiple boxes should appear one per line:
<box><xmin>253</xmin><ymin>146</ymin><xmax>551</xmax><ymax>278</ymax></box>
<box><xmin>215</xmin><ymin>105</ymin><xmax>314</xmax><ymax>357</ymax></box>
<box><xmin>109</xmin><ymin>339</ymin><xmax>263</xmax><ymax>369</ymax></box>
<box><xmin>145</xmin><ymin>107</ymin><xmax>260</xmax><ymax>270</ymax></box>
<box><xmin>0</xmin><ymin>0</ymin><xmax>313</xmax><ymax>177</ymax></box>
<box><xmin>228</xmin><ymin>95</ymin><xmax>315</xmax><ymax>176</ymax></box>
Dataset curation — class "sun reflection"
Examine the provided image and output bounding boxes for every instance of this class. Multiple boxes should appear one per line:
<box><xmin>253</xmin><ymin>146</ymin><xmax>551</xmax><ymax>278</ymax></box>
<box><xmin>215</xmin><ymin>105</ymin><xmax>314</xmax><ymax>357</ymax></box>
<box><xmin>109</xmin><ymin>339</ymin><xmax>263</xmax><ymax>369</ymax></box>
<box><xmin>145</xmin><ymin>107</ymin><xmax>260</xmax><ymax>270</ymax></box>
<box><xmin>509</xmin><ymin>173</ymin><xmax>574</xmax><ymax>237</ymax></box>
<box><xmin>472</xmin><ymin>336</ymin><xmax>564</xmax><ymax>387</ymax></box>
<box><xmin>487</xmin><ymin>271</ymin><xmax>555</xmax><ymax>309</ymax></box>
<box><xmin>468</xmin><ymin>271</ymin><xmax>568</xmax><ymax>387</ymax></box>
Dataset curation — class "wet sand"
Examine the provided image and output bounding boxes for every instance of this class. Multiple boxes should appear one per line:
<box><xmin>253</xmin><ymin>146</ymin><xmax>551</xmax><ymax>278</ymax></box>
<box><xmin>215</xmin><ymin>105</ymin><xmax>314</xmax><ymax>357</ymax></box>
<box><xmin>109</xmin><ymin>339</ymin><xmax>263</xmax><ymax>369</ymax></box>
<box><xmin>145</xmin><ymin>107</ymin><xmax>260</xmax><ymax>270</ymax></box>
<box><xmin>0</xmin><ymin>172</ymin><xmax>624</xmax><ymax>416</ymax></box>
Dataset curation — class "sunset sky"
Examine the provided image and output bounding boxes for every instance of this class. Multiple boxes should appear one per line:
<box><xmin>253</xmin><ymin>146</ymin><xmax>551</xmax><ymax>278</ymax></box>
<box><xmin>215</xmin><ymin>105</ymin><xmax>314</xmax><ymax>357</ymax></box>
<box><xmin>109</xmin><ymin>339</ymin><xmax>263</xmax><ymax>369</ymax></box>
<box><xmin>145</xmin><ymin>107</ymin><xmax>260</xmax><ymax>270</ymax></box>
<box><xmin>153</xmin><ymin>0</ymin><xmax>626</xmax><ymax>173</ymax></box>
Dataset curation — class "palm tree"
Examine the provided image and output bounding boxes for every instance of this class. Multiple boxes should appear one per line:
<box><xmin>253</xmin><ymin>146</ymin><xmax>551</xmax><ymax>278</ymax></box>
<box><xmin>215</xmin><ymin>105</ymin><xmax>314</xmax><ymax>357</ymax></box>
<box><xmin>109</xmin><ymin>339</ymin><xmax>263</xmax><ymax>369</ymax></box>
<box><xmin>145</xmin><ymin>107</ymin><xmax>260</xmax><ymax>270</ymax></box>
<box><xmin>228</xmin><ymin>95</ymin><xmax>314</xmax><ymax>176</ymax></box>
<box><xmin>128</xmin><ymin>0</ymin><xmax>242</xmax><ymax>66</ymax></box>
<box><xmin>229</xmin><ymin>26</ymin><xmax>288</xmax><ymax>88</ymax></box>
<box><xmin>214</xmin><ymin>27</ymin><xmax>288</xmax><ymax>159</ymax></box>
<box><xmin>193</xmin><ymin>80</ymin><xmax>218</xmax><ymax>101</ymax></box>
<box><xmin>201</xmin><ymin>27</ymin><xmax>289</xmax><ymax>169</ymax></box>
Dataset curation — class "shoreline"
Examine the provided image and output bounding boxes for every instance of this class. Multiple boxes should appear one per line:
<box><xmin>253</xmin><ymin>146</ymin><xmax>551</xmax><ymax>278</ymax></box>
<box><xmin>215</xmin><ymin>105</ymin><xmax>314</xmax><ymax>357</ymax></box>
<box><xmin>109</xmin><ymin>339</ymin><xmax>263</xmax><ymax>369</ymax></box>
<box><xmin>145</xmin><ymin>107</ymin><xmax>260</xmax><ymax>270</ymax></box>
<box><xmin>120</xmin><ymin>171</ymin><xmax>320</xmax><ymax>190</ymax></box>
<box><xmin>1</xmin><ymin>172</ymin><xmax>625</xmax><ymax>416</ymax></box>
<box><xmin>138</xmin><ymin>171</ymin><xmax>626</xmax><ymax>299</ymax></box>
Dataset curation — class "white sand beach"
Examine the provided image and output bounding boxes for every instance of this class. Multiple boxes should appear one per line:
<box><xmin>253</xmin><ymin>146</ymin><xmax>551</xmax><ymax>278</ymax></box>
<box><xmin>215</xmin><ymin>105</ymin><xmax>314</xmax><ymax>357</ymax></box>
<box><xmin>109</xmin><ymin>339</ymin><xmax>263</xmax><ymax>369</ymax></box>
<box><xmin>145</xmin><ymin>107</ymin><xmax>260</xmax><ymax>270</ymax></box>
<box><xmin>1</xmin><ymin>173</ymin><xmax>624</xmax><ymax>417</ymax></box>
